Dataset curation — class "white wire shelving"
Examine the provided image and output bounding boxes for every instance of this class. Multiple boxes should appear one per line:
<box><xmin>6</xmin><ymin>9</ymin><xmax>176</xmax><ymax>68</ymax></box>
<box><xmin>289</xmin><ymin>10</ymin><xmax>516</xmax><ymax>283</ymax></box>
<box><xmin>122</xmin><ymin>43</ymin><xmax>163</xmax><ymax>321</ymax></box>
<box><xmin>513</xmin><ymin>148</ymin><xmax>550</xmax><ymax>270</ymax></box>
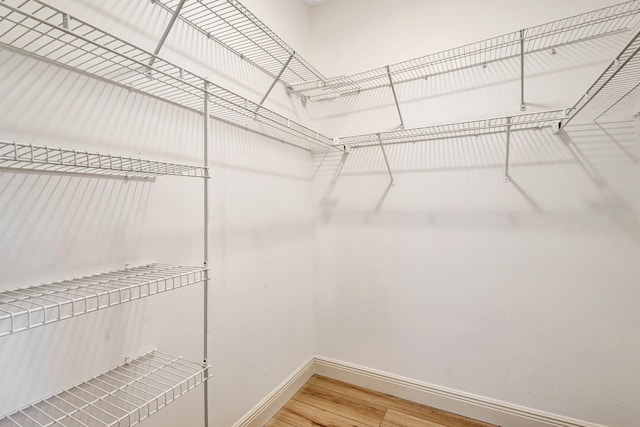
<box><xmin>0</xmin><ymin>2</ymin><xmax>216</xmax><ymax>425</ymax></box>
<box><xmin>0</xmin><ymin>0</ymin><xmax>336</xmax><ymax>151</ymax></box>
<box><xmin>337</xmin><ymin>109</ymin><xmax>567</xmax><ymax>148</ymax></box>
<box><xmin>0</xmin><ymin>350</ymin><xmax>210</xmax><ymax>427</ymax></box>
<box><xmin>335</xmin><ymin>109</ymin><xmax>568</xmax><ymax>185</ymax></box>
<box><xmin>0</xmin><ymin>140</ymin><xmax>208</xmax><ymax>178</ymax></box>
<box><xmin>562</xmin><ymin>28</ymin><xmax>640</xmax><ymax>126</ymax></box>
<box><xmin>151</xmin><ymin>0</ymin><xmax>325</xmax><ymax>86</ymax></box>
<box><xmin>0</xmin><ymin>264</ymin><xmax>207</xmax><ymax>337</ymax></box>
<box><xmin>290</xmin><ymin>1</ymin><xmax>640</xmax><ymax>101</ymax></box>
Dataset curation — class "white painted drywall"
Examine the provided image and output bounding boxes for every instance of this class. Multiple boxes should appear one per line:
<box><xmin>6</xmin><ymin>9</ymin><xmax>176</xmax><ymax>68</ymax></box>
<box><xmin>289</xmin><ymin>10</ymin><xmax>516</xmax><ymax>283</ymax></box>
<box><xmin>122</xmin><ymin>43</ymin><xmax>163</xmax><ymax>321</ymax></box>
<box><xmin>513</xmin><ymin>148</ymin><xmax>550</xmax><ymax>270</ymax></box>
<box><xmin>307</xmin><ymin>0</ymin><xmax>626</xmax><ymax>75</ymax></box>
<box><xmin>309</xmin><ymin>1</ymin><xmax>640</xmax><ymax>426</ymax></box>
<box><xmin>1</xmin><ymin>1</ymin><xmax>639</xmax><ymax>426</ymax></box>
<box><xmin>0</xmin><ymin>0</ymin><xmax>316</xmax><ymax>426</ymax></box>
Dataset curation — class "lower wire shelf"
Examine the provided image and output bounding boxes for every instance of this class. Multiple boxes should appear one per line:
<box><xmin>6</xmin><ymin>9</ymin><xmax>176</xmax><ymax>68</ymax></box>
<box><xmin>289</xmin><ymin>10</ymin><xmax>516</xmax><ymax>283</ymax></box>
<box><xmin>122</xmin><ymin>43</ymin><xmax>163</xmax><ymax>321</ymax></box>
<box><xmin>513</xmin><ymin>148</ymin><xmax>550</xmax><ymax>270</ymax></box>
<box><xmin>0</xmin><ymin>140</ymin><xmax>209</xmax><ymax>179</ymax></box>
<box><xmin>0</xmin><ymin>350</ymin><xmax>210</xmax><ymax>427</ymax></box>
<box><xmin>0</xmin><ymin>264</ymin><xmax>208</xmax><ymax>337</ymax></box>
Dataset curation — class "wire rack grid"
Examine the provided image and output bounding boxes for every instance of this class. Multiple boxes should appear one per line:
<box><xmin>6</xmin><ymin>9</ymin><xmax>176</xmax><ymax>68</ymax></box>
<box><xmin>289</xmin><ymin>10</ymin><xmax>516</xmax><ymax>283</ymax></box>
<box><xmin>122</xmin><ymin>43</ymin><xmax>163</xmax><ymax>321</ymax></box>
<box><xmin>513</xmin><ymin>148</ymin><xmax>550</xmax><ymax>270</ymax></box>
<box><xmin>151</xmin><ymin>0</ymin><xmax>325</xmax><ymax>86</ymax></box>
<box><xmin>337</xmin><ymin>109</ymin><xmax>567</xmax><ymax>148</ymax></box>
<box><xmin>0</xmin><ymin>350</ymin><xmax>210</xmax><ymax>427</ymax></box>
<box><xmin>0</xmin><ymin>0</ymin><xmax>335</xmax><ymax>151</ymax></box>
<box><xmin>0</xmin><ymin>264</ymin><xmax>208</xmax><ymax>337</ymax></box>
<box><xmin>563</xmin><ymin>28</ymin><xmax>640</xmax><ymax>125</ymax></box>
<box><xmin>290</xmin><ymin>1</ymin><xmax>640</xmax><ymax>100</ymax></box>
<box><xmin>0</xmin><ymin>140</ymin><xmax>209</xmax><ymax>178</ymax></box>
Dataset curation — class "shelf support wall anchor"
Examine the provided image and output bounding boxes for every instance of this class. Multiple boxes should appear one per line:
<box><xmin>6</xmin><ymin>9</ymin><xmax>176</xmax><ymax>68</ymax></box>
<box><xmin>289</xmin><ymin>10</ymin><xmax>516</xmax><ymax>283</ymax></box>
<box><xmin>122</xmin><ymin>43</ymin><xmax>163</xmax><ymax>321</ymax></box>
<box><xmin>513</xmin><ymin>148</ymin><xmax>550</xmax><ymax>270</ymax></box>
<box><xmin>61</xmin><ymin>13</ymin><xmax>70</xmax><ymax>30</ymax></box>
<box><xmin>256</xmin><ymin>52</ymin><xmax>295</xmax><ymax>113</ymax></box>
<box><xmin>504</xmin><ymin>117</ymin><xmax>512</xmax><ymax>183</ymax></box>
<box><xmin>377</xmin><ymin>134</ymin><xmax>394</xmax><ymax>185</ymax></box>
<box><xmin>148</xmin><ymin>0</ymin><xmax>188</xmax><ymax>70</ymax></box>
<box><xmin>386</xmin><ymin>66</ymin><xmax>405</xmax><ymax>129</ymax></box>
<box><xmin>202</xmin><ymin>80</ymin><xmax>210</xmax><ymax>427</ymax></box>
<box><xmin>520</xmin><ymin>29</ymin><xmax>526</xmax><ymax>112</ymax></box>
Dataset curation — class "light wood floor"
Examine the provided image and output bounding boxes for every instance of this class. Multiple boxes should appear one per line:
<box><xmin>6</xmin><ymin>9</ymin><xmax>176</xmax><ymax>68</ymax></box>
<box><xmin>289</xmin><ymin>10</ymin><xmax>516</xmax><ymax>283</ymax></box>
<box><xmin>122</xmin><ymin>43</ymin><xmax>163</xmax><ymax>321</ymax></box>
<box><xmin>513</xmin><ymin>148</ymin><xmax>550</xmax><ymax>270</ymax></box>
<box><xmin>265</xmin><ymin>375</ymin><xmax>497</xmax><ymax>427</ymax></box>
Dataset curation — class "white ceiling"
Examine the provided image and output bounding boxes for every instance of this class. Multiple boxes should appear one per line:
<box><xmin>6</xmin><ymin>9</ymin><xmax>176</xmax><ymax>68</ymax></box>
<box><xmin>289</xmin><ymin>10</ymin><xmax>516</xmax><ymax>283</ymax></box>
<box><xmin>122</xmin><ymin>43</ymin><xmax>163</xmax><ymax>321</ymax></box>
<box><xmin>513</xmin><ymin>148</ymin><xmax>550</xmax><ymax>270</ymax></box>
<box><xmin>303</xmin><ymin>0</ymin><xmax>330</xmax><ymax>6</ymax></box>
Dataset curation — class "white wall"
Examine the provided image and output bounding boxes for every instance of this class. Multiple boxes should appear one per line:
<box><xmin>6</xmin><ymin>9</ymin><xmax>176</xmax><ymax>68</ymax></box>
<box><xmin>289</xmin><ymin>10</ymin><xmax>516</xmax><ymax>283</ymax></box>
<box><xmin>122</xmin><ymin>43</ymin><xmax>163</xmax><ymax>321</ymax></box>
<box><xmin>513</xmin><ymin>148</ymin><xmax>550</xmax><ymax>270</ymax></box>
<box><xmin>0</xmin><ymin>0</ymin><xmax>316</xmax><ymax>426</ymax></box>
<box><xmin>1</xmin><ymin>1</ymin><xmax>639</xmax><ymax>426</ymax></box>
<box><xmin>309</xmin><ymin>1</ymin><xmax>640</xmax><ymax>426</ymax></box>
<box><xmin>313</xmin><ymin>123</ymin><xmax>640</xmax><ymax>426</ymax></box>
<box><xmin>308</xmin><ymin>0</ymin><xmax>626</xmax><ymax>75</ymax></box>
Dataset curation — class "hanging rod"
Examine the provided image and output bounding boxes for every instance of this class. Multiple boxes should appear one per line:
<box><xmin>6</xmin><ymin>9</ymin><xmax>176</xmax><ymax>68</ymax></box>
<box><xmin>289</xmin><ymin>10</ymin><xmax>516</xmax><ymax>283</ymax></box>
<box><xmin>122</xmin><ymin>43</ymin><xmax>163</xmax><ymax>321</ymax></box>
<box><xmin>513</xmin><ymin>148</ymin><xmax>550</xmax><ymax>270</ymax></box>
<box><xmin>0</xmin><ymin>350</ymin><xmax>210</xmax><ymax>426</ymax></box>
<box><xmin>0</xmin><ymin>140</ymin><xmax>209</xmax><ymax>179</ymax></box>
<box><xmin>290</xmin><ymin>1</ymin><xmax>640</xmax><ymax>101</ymax></box>
<box><xmin>562</xmin><ymin>28</ymin><xmax>640</xmax><ymax>127</ymax></box>
<box><xmin>150</xmin><ymin>0</ymin><xmax>325</xmax><ymax>86</ymax></box>
<box><xmin>0</xmin><ymin>0</ymin><xmax>338</xmax><ymax>152</ymax></box>
<box><xmin>0</xmin><ymin>264</ymin><xmax>207</xmax><ymax>337</ymax></box>
<box><xmin>336</xmin><ymin>109</ymin><xmax>568</xmax><ymax>148</ymax></box>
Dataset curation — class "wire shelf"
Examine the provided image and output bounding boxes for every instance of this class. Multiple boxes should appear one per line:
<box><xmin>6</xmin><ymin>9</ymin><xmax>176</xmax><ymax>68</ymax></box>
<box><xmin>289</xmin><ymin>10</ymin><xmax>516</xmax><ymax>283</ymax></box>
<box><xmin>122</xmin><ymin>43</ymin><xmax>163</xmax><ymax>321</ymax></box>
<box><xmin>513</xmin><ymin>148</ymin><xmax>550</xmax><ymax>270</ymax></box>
<box><xmin>563</xmin><ymin>28</ymin><xmax>640</xmax><ymax>125</ymax></box>
<box><xmin>0</xmin><ymin>264</ymin><xmax>207</xmax><ymax>337</ymax></box>
<box><xmin>0</xmin><ymin>140</ymin><xmax>208</xmax><ymax>178</ymax></box>
<box><xmin>0</xmin><ymin>0</ymin><xmax>334</xmax><ymax>151</ymax></box>
<box><xmin>152</xmin><ymin>0</ymin><xmax>325</xmax><ymax>86</ymax></box>
<box><xmin>291</xmin><ymin>1</ymin><xmax>640</xmax><ymax>101</ymax></box>
<box><xmin>0</xmin><ymin>350</ymin><xmax>209</xmax><ymax>427</ymax></box>
<box><xmin>337</xmin><ymin>109</ymin><xmax>567</xmax><ymax>148</ymax></box>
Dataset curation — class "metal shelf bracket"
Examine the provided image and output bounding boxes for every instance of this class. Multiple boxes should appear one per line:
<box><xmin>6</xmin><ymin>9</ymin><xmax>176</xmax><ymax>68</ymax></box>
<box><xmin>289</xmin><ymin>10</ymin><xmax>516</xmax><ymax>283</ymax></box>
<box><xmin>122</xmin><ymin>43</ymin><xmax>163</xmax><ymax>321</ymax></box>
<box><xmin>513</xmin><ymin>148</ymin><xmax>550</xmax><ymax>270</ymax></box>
<box><xmin>149</xmin><ymin>0</ymin><xmax>187</xmax><ymax>69</ymax></box>
<box><xmin>377</xmin><ymin>133</ymin><xmax>395</xmax><ymax>185</ymax></box>
<box><xmin>258</xmin><ymin>52</ymin><xmax>295</xmax><ymax>109</ymax></box>
<box><xmin>504</xmin><ymin>116</ymin><xmax>512</xmax><ymax>183</ymax></box>
<box><xmin>386</xmin><ymin>66</ymin><xmax>405</xmax><ymax>129</ymax></box>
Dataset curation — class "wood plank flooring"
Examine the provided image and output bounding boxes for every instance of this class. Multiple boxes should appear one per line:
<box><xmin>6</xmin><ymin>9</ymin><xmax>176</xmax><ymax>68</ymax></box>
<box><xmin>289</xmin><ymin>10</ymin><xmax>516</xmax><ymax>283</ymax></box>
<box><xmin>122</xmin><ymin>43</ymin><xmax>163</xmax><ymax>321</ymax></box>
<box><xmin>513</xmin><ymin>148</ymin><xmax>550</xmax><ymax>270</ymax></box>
<box><xmin>265</xmin><ymin>375</ymin><xmax>496</xmax><ymax>427</ymax></box>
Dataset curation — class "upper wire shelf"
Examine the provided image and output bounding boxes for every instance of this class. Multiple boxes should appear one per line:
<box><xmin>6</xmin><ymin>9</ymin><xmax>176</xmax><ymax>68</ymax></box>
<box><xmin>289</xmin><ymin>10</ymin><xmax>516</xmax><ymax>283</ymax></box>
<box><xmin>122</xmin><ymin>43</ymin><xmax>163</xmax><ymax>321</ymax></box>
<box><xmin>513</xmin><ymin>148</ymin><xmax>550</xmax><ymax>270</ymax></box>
<box><xmin>0</xmin><ymin>140</ymin><xmax>208</xmax><ymax>178</ymax></box>
<box><xmin>562</xmin><ymin>28</ymin><xmax>640</xmax><ymax>126</ymax></box>
<box><xmin>0</xmin><ymin>264</ymin><xmax>207</xmax><ymax>337</ymax></box>
<box><xmin>337</xmin><ymin>109</ymin><xmax>567</xmax><ymax>148</ymax></box>
<box><xmin>0</xmin><ymin>0</ymin><xmax>335</xmax><ymax>151</ymax></box>
<box><xmin>151</xmin><ymin>0</ymin><xmax>325</xmax><ymax>86</ymax></box>
<box><xmin>0</xmin><ymin>350</ymin><xmax>209</xmax><ymax>427</ymax></box>
<box><xmin>291</xmin><ymin>1</ymin><xmax>640</xmax><ymax>101</ymax></box>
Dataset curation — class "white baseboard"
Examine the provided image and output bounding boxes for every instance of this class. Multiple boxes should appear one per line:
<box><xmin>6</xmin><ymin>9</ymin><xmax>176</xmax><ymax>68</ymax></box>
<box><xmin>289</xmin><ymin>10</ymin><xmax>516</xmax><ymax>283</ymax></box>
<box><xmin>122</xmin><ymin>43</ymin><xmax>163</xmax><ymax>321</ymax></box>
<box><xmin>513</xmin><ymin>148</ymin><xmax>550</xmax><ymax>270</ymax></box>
<box><xmin>314</xmin><ymin>356</ymin><xmax>606</xmax><ymax>427</ymax></box>
<box><xmin>233</xmin><ymin>355</ymin><xmax>606</xmax><ymax>427</ymax></box>
<box><xmin>231</xmin><ymin>357</ymin><xmax>315</xmax><ymax>427</ymax></box>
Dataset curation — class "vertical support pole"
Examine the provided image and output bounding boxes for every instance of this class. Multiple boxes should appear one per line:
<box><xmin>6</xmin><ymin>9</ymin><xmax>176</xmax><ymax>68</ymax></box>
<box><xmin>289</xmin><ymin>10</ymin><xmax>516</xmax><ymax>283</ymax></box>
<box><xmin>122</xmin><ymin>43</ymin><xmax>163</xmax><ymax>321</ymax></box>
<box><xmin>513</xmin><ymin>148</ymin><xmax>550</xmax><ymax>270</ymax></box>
<box><xmin>202</xmin><ymin>80</ymin><xmax>210</xmax><ymax>427</ymax></box>
<box><xmin>386</xmin><ymin>66</ymin><xmax>405</xmax><ymax>129</ymax></box>
<box><xmin>61</xmin><ymin>13</ymin><xmax>70</xmax><ymax>29</ymax></box>
<box><xmin>520</xmin><ymin>29</ymin><xmax>526</xmax><ymax>112</ymax></box>
<box><xmin>258</xmin><ymin>52</ymin><xmax>295</xmax><ymax>109</ymax></box>
<box><xmin>377</xmin><ymin>134</ymin><xmax>394</xmax><ymax>185</ymax></box>
<box><xmin>634</xmin><ymin>112</ymin><xmax>640</xmax><ymax>145</ymax></box>
<box><xmin>504</xmin><ymin>117</ymin><xmax>512</xmax><ymax>183</ymax></box>
<box><xmin>149</xmin><ymin>0</ymin><xmax>188</xmax><ymax>69</ymax></box>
